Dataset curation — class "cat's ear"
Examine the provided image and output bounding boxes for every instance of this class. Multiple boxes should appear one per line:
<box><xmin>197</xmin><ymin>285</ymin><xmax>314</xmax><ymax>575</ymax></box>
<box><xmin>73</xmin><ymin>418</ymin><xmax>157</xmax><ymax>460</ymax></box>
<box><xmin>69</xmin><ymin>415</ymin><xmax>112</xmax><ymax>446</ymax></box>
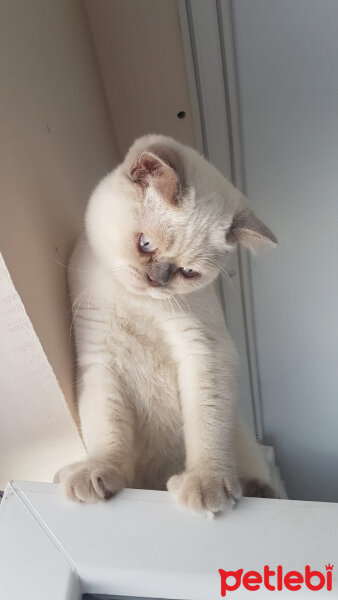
<box><xmin>226</xmin><ymin>206</ymin><xmax>277</xmax><ymax>253</ymax></box>
<box><xmin>130</xmin><ymin>147</ymin><xmax>182</xmax><ymax>206</ymax></box>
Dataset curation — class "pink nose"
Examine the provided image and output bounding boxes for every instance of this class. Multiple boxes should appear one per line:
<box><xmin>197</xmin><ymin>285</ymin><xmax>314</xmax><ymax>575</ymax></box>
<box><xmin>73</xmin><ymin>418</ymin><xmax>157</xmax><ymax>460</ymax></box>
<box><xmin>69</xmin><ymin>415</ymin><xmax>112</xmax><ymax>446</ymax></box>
<box><xmin>146</xmin><ymin>273</ymin><xmax>160</xmax><ymax>287</ymax></box>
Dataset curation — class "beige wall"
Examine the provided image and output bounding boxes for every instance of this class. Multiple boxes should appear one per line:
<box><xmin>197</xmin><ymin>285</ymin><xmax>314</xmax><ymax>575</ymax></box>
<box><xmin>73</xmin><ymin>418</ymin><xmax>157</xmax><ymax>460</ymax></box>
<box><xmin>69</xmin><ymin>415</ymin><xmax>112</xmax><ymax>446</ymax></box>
<box><xmin>85</xmin><ymin>0</ymin><xmax>196</xmax><ymax>157</ymax></box>
<box><xmin>0</xmin><ymin>0</ymin><xmax>118</xmax><ymax>420</ymax></box>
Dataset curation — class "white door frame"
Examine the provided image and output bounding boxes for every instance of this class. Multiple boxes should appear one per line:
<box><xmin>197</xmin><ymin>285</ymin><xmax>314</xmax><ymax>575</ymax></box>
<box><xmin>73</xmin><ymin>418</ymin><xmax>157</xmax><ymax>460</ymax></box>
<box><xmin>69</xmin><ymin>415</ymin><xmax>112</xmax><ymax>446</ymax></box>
<box><xmin>178</xmin><ymin>0</ymin><xmax>263</xmax><ymax>438</ymax></box>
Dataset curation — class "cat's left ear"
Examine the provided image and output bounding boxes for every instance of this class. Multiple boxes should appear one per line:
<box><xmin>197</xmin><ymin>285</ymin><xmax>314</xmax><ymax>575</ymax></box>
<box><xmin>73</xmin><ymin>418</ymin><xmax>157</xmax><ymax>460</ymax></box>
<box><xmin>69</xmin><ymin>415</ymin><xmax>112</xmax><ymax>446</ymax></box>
<box><xmin>226</xmin><ymin>206</ymin><xmax>277</xmax><ymax>252</ymax></box>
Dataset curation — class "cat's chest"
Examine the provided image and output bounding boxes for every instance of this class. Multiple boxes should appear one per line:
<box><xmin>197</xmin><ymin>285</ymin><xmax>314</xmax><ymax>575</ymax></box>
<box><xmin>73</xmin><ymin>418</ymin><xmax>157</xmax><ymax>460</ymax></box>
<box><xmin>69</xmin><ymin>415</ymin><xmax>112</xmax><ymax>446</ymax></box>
<box><xmin>103</xmin><ymin>303</ymin><xmax>178</xmax><ymax>400</ymax></box>
<box><xmin>102</xmin><ymin>309</ymin><xmax>179</xmax><ymax>418</ymax></box>
<box><xmin>105</xmin><ymin>304</ymin><xmax>164</xmax><ymax>355</ymax></box>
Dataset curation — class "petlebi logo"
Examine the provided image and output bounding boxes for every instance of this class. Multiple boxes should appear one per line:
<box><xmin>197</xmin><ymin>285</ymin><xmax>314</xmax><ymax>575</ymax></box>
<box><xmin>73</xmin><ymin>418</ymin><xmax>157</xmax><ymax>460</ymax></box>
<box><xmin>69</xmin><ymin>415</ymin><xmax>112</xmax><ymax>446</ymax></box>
<box><xmin>219</xmin><ymin>564</ymin><xmax>334</xmax><ymax>596</ymax></box>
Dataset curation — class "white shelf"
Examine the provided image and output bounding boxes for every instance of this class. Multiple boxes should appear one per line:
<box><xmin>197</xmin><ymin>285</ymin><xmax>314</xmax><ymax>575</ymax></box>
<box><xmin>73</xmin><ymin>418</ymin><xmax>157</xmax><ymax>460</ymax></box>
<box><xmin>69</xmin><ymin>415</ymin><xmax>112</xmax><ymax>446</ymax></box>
<box><xmin>0</xmin><ymin>481</ymin><xmax>337</xmax><ymax>599</ymax></box>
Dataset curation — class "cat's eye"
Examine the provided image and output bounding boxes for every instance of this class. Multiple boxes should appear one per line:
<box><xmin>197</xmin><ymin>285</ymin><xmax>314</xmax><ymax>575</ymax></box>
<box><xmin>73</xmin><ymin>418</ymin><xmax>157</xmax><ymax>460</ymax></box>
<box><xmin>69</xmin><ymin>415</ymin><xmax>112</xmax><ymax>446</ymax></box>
<box><xmin>139</xmin><ymin>233</ymin><xmax>157</xmax><ymax>253</ymax></box>
<box><xmin>180</xmin><ymin>267</ymin><xmax>199</xmax><ymax>278</ymax></box>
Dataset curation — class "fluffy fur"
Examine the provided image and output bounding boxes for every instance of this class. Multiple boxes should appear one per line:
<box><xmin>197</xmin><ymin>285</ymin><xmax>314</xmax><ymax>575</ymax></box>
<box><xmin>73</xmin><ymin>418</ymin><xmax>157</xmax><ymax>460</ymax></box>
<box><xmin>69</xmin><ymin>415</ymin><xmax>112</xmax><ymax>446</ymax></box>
<box><xmin>55</xmin><ymin>134</ymin><xmax>278</xmax><ymax>514</ymax></box>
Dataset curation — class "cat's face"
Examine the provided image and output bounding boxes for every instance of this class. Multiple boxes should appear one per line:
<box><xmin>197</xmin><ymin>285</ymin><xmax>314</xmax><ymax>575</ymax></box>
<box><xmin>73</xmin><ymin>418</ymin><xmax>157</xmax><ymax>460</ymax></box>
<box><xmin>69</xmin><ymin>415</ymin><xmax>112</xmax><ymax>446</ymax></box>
<box><xmin>86</xmin><ymin>135</ymin><xmax>277</xmax><ymax>299</ymax></box>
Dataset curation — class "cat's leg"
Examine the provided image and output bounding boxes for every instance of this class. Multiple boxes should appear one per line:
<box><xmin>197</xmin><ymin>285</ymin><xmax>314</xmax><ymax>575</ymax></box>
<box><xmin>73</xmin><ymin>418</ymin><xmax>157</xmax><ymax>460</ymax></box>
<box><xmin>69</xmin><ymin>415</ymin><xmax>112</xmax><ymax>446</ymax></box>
<box><xmin>234</xmin><ymin>417</ymin><xmax>279</xmax><ymax>498</ymax></box>
<box><xmin>166</xmin><ymin>328</ymin><xmax>241</xmax><ymax>515</ymax></box>
<box><xmin>55</xmin><ymin>363</ymin><xmax>135</xmax><ymax>503</ymax></box>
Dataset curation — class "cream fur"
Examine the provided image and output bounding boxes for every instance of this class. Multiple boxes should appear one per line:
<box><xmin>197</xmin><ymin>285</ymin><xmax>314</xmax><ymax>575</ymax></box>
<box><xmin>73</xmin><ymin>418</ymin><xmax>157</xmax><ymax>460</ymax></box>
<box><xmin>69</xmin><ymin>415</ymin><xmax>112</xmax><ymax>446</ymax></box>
<box><xmin>55</xmin><ymin>135</ymin><xmax>277</xmax><ymax>514</ymax></box>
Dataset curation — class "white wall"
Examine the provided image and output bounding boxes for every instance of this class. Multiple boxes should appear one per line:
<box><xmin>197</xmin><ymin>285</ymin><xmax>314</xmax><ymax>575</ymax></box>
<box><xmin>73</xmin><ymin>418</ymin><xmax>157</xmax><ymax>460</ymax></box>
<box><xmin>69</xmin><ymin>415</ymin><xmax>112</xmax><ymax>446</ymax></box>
<box><xmin>231</xmin><ymin>0</ymin><xmax>338</xmax><ymax>501</ymax></box>
<box><xmin>85</xmin><ymin>0</ymin><xmax>196</xmax><ymax>157</ymax></box>
<box><xmin>0</xmin><ymin>0</ymin><xmax>118</xmax><ymax>420</ymax></box>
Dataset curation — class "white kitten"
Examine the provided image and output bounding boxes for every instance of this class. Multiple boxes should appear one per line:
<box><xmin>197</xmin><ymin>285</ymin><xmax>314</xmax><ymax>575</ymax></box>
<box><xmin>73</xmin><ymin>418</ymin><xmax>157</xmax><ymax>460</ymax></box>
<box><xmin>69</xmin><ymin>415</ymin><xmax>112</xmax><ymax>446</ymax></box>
<box><xmin>55</xmin><ymin>134</ymin><xmax>278</xmax><ymax>514</ymax></box>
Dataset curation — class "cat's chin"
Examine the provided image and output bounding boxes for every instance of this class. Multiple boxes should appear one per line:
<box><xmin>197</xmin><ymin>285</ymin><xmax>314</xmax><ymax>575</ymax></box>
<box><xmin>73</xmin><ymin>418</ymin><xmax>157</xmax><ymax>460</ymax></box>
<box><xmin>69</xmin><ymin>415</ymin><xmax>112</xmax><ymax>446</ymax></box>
<box><xmin>129</xmin><ymin>284</ymin><xmax>168</xmax><ymax>300</ymax></box>
<box><xmin>121</xmin><ymin>279</ymin><xmax>170</xmax><ymax>301</ymax></box>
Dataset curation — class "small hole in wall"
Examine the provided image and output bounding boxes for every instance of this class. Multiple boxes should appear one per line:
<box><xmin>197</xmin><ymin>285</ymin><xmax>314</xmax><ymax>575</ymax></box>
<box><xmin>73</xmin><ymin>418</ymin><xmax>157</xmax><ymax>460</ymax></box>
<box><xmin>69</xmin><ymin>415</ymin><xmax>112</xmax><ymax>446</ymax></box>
<box><xmin>177</xmin><ymin>111</ymin><xmax>186</xmax><ymax>119</ymax></box>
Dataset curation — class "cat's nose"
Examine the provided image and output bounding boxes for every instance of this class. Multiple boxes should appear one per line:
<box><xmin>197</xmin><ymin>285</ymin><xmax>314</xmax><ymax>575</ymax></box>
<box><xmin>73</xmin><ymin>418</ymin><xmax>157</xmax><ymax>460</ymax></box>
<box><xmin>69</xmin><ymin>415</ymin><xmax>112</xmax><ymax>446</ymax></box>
<box><xmin>146</xmin><ymin>273</ymin><xmax>162</xmax><ymax>287</ymax></box>
<box><xmin>146</xmin><ymin>261</ymin><xmax>175</xmax><ymax>287</ymax></box>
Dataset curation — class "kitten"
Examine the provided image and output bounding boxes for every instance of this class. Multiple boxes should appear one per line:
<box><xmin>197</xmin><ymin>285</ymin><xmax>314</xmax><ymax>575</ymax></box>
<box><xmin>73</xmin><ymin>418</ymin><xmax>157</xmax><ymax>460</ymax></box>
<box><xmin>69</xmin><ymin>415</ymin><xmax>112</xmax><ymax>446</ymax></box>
<box><xmin>55</xmin><ymin>134</ymin><xmax>278</xmax><ymax>514</ymax></box>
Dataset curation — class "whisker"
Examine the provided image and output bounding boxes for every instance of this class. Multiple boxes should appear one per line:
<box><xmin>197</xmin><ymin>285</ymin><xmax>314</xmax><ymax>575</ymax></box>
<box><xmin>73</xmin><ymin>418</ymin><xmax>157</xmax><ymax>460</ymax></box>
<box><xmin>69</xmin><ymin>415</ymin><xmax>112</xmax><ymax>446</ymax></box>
<box><xmin>69</xmin><ymin>288</ymin><xmax>90</xmax><ymax>336</ymax></box>
<box><xmin>71</xmin><ymin>288</ymin><xmax>87</xmax><ymax>312</ymax></box>
<box><xmin>53</xmin><ymin>257</ymin><xmax>90</xmax><ymax>274</ymax></box>
<box><xmin>202</xmin><ymin>257</ymin><xmax>238</xmax><ymax>296</ymax></box>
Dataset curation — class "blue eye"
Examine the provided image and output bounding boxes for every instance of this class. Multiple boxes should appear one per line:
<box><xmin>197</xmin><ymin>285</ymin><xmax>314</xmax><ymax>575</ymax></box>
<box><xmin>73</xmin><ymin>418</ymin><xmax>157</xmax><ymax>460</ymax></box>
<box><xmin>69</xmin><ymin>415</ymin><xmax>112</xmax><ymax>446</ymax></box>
<box><xmin>139</xmin><ymin>233</ymin><xmax>157</xmax><ymax>253</ymax></box>
<box><xmin>180</xmin><ymin>267</ymin><xmax>198</xmax><ymax>278</ymax></box>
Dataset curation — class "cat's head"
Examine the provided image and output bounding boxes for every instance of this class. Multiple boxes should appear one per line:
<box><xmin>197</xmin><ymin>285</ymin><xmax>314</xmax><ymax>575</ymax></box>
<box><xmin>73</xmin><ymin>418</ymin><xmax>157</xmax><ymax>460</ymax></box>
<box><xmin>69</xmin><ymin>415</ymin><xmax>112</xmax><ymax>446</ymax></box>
<box><xmin>86</xmin><ymin>134</ymin><xmax>277</xmax><ymax>299</ymax></box>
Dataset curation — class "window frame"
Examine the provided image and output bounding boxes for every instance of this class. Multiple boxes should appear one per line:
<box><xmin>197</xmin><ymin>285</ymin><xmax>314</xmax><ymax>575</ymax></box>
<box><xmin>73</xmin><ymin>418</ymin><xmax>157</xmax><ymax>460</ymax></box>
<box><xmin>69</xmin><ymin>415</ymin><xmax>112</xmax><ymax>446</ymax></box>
<box><xmin>178</xmin><ymin>0</ymin><xmax>263</xmax><ymax>436</ymax></box>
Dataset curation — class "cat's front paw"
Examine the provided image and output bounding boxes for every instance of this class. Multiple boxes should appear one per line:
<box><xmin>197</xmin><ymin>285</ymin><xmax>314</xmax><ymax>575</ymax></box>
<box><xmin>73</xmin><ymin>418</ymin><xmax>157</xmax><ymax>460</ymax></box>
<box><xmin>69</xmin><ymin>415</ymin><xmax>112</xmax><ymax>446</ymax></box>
<box><xmin>54</xmin><ymin>458</ymin><xmax>127</xmax><ymax>503</ymax></box>
<box><xmin>167</xmin><ymin>470</ymin><xmax>241</xmax><ymax>515</ymax></box>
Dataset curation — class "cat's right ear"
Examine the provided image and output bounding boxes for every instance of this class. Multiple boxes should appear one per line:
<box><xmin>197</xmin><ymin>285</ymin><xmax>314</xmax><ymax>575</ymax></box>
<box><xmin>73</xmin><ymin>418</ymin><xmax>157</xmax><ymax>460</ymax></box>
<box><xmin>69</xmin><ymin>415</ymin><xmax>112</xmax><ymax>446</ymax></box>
<box><xmin>226</xmin><ymin>206</ymin><xmax>277</xmax><ymax>253</ymax></box>
<box><xmin>129</xmin><ymin>147</ymin><xmax>183</xmax><ymax>207</ymax></box>
<box><xmin>130</xmin><ymin>151</ymin><xmax>169</xmax><ymax>183</ymax></box>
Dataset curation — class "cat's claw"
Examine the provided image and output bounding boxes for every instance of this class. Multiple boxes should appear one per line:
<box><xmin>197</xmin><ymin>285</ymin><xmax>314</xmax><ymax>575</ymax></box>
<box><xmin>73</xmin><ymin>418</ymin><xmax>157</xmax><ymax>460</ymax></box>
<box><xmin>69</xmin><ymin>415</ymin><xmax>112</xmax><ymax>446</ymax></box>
<box><xmin>54</xmin><ymin>459</ymin><xmax>127</xmax><ymax>503</ymax></box>
<box><xmin>167</xmin><ymin>470</ymin><xmax>242</xmax><ymax>515</ymax></box>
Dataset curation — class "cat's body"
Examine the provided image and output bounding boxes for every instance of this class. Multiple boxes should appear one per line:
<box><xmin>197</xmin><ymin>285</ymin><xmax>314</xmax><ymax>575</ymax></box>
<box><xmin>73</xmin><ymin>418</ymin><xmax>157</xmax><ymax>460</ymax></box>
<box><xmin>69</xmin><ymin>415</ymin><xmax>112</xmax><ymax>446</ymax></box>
<box><xmin>56</xmin><ymin>134</ymin><xmax>278</xmax><ymax>513</ymax></box>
